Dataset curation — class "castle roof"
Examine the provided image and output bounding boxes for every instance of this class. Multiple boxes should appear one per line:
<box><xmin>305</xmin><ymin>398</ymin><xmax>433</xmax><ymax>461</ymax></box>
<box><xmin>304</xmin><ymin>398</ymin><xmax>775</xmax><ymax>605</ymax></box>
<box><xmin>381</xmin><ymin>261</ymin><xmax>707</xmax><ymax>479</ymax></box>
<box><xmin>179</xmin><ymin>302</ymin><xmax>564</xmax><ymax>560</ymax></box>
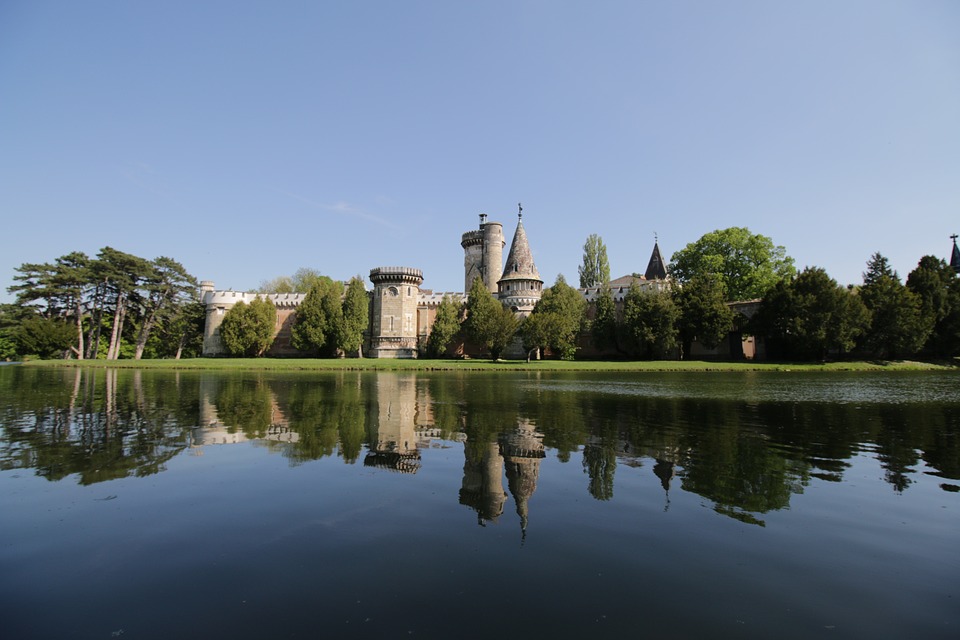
<box><xmin>644</xmin><ymin>241</ymin><xmax>668</xmax><ymax>281</ymax></box>
<box><xmin>498</xmin><ymin>215</ymin><xmax>542</xmax><ymax>284</ymax></box>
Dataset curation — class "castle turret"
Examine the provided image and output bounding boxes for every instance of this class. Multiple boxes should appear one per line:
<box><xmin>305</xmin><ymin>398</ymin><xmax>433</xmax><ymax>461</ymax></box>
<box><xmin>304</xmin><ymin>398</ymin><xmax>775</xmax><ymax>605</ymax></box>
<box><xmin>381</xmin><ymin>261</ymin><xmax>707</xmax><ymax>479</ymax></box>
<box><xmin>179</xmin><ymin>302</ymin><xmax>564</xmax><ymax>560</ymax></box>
<box><xmin>369</xmin><ymin>267</ymin><xmax>423</xmax><ymax>358</ymax></box>
<box><xmin>497</xmin><ymin>211</ymin><xmax>543</xmax><ymax>315</ymax></box>
<box><xmin>644</xmin><ymin>239</ymin><xmax>668</xmax><ymax>281</ymax></box>
<box><xmin>461</xmin><ymin>214</ymin><xmax>505</xmax><ymax>293</ymax></box>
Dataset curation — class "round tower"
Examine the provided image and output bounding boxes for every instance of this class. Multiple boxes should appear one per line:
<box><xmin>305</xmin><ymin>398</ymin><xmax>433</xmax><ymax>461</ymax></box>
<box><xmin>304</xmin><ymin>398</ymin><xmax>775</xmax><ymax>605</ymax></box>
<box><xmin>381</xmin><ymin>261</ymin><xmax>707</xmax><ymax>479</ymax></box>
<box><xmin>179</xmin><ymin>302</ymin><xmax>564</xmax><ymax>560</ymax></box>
<box><xmin>497</xmin><ymin>213</ymin><xmax>543</xmax><ymax>316</ymax></box>
<box><xmin>368</xmin><ymin>267</ymin><xmax>424</xmax><ymax>358</ymax></box>
<box><xmin>461</xmin><ymin>214</ymin><xmax>505</xmax><ymax>294</ymax></box>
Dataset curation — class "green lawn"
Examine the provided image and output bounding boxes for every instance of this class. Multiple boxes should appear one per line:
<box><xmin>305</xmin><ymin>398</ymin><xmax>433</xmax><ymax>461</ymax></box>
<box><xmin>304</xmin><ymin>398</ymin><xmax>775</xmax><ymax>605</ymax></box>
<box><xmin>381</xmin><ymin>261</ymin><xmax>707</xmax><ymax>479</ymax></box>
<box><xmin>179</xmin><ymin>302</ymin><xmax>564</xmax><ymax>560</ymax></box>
<box><xmin>18</xmin><ymin>357</ymin><xmax>958</xmax><ymax>372</ymax></box>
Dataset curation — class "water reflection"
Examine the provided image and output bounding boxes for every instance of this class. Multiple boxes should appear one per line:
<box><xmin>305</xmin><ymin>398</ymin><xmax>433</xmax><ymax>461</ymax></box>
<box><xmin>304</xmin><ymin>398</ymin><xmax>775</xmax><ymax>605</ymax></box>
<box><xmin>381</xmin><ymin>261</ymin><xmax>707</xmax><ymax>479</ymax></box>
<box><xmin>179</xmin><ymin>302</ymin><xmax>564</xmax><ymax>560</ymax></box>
<box><xmin>1</xmin><ymin>367</ymin><xmax>959</xmax><ymax>529</ymax></box>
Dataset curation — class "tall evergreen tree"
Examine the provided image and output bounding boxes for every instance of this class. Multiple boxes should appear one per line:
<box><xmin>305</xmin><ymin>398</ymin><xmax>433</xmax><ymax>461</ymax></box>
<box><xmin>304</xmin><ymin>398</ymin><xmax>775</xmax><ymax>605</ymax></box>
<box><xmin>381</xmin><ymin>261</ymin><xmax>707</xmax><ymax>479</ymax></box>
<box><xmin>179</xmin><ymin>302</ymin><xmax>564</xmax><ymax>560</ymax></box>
<box><xmin>906</xmin><ymin>256</ymin><xmax>960</xmax><ymax>357</ymax></box>
<box><xmin>859</xmin><ymin>253</ymin><xmax>931</xmax><ymax>358</ymax></box>
<box><xmin>291</xmin><ymin>277</ymin><xmax>344</xmax><ymax>355</ymax></box>
<box><xmin>336</xmin><ymin>277</ymin><xmax>368</xmax><ymax>357</ymax></box>
<box><xmin>133</xmin><ymin>257</ymin><xmax>197</xmax><ymax>360</ymax></box>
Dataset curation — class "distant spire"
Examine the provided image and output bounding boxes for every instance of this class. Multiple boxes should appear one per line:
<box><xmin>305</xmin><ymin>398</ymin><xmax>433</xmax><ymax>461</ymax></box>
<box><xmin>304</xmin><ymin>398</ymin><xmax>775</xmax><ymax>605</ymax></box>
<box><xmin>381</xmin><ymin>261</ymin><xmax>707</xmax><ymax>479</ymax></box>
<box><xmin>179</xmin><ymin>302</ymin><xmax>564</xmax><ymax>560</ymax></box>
<box><xmin>644</xmin><ymin>238</ymin><xmax>667</xmax><ymax>281</ymax></box>
<box><xmin>951</xmin><ymin>234</ymin><xmax>960</xmax><ymax>274</ymax></box>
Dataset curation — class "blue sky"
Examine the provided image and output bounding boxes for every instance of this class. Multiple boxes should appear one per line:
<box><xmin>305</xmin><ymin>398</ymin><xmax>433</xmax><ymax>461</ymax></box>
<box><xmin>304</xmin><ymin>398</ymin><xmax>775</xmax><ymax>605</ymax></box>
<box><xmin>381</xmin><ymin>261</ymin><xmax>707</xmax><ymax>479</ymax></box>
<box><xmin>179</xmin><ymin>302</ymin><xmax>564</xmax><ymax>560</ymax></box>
<box><xmin>2</xmin><ymin>1</ymin><xmax>958</xmax><ymax>301</ymax></box>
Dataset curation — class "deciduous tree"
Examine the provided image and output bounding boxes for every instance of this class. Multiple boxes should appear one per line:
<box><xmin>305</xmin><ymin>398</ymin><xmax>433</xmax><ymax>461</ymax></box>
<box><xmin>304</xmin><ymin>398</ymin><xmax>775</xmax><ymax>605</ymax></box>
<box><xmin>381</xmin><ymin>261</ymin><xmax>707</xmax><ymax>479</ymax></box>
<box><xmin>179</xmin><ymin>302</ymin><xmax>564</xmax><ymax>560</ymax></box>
<box><xmin>673</xmin><ymin>273</ymin><xmax>734</xmax><ymax>359</ymax></box>
<box><xmin>578</xmin><ymin>234</ymin><xmax>610</xmax><ymax>289</ymax></box>
<box><xmin>522</xmin><ymin>274</ymin><xmax>586</xmax><ymax>359</ymax></box>
<box><xmin>220</xmin><ymin>297</ymin><xmax>277</xmax><ymax>356</ymax></box>
<box><xmin>621</xmin><ymin>285</ymin><xmax>678</xmax><ymax>359</ymax></box>
<box><xmin>464</xmin><ymin>277</ymin><xmax>519</xmax><ymax>360</ymax></box>
<box><xmin>669</xmin><ymin>227</ymin><xmax>795</xmax><ymax>301</ymax></box>
<box><xmin>907</xmin><ymin>256</ymin><xmax>960</xmax><ymax>357</ymax></box>
<box><xmin>426</xmin><ymin>295</ymin><xmax>462</xmax><ymax>358</ymax></box>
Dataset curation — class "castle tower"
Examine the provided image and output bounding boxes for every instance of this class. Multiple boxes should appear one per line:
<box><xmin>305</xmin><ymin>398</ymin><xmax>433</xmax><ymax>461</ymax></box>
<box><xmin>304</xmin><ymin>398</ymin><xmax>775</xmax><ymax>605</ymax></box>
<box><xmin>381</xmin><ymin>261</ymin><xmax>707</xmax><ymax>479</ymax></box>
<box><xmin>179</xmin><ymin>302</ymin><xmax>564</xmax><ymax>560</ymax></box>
<box><xmin>951</xmin><ymin>234</ymin><xmax>959</xmax><ymax>275</ymax></box>
<box><xmin>461</xmin><ymin>214</ymin><xmax>505</xmax><ymax>293</ymax></box>
<box><xmin>500</xmin><ymin>419</ymin><xmax>545</xmax><ymax>537</ymax></box>
<box><xmin>497</xmin><ymin>211</ymin><xmax>543</xmax><ymax>315</ymax></box>
<box><xmin>644</xmin><ymin>239</ymin><xmax>668</xmax><ymax>281</ymax></box>
<box><xmin>368</xmin><ymin>267</ymin><xmax>423</xmax><ymax>358</ymax></box>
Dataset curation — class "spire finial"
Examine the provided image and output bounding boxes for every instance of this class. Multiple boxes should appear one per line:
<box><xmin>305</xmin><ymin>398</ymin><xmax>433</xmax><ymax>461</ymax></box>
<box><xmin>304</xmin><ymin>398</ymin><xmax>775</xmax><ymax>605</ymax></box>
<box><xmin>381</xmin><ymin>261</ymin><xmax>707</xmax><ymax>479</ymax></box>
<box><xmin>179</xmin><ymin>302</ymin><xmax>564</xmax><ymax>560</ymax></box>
<box><xmin>654</xmin><ymin>231</ymin><xmax>659</xmax><ymax>244</ymax></box>
<box><xmin>518</xmin><ymin>202</ymin><xmax>523</xmax><ymax>220</ymax></box>
<box><xmin>952</xmin><ymin>233</ymin><xmax>958</xmax><ymax>245</ymax></box>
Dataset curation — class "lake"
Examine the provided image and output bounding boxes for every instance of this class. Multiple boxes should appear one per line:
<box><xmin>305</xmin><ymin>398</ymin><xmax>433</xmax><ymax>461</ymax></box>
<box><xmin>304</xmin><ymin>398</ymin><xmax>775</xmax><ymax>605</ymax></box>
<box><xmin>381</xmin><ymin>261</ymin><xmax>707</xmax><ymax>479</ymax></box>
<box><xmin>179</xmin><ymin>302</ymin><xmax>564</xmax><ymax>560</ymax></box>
<box><xmin>1</xmin><ymin>366</ymin><xmax>958</xmax><ymax>639</ymax></box>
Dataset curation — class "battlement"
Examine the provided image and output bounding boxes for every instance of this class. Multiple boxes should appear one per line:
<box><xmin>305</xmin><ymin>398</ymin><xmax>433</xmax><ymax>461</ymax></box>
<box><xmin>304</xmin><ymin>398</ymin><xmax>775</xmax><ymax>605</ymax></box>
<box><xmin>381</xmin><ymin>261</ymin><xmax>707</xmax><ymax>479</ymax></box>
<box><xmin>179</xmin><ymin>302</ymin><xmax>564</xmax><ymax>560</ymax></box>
<box><xmin>369</xmin><ymin>266</ymin><xmax>424</xmax><ymax>285</ymax></box>
<box><xmin>201</xmin><ymin>288</ymin><xmax>306</xmax><ymax>308</ymax></box>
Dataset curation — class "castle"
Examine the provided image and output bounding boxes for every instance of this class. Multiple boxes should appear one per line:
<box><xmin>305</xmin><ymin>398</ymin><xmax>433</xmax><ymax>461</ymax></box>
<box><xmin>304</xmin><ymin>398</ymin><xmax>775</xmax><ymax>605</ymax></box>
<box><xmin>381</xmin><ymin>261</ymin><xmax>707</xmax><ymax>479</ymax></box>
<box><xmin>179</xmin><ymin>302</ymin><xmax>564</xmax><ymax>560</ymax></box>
<box><xmin>201</xmin><ymin>211</ymin><xmax>668</xmax><ymax>358</ymax></box>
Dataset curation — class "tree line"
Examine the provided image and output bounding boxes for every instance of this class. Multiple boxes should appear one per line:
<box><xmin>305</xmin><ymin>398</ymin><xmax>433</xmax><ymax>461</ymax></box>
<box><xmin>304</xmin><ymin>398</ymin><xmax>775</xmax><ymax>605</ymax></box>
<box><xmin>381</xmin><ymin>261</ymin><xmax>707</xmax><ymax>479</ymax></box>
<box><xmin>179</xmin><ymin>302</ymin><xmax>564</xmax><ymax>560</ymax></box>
<box><xmin>428</xmin><ymin>228</ymin><xmax>960</xmax><ymax>361</ymax></box>
<box><xmin>3</xmin><ymin>248</ymin><xmax>202</xmax><ymax>360</ymax></box>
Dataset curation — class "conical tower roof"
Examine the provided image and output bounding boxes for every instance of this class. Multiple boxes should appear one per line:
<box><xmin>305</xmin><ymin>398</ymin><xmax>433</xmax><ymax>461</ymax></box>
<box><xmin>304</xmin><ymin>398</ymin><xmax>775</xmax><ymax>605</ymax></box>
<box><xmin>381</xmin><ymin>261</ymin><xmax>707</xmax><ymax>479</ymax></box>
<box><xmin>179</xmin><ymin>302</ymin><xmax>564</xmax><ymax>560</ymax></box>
<box><xmin>951</xmin><ymin>235</ymin><xmax>960</xmax><ymax>274</ymax></box>
<box><xmin>644</xmin><ymin>241</ymin><xmax>667</xmax><ymax>281</ymax></box>
<box><xmin>499</xmin><ymin>215</ymin><xmax>541</xmax><ymax>283</ymax></box>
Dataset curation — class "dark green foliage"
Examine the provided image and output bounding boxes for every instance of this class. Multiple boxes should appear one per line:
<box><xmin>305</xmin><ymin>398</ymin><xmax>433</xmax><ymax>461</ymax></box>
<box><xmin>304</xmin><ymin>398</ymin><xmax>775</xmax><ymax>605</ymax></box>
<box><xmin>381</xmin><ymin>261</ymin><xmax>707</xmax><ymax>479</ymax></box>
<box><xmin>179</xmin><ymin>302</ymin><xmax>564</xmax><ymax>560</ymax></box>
<box><xmin>13</xmin><ymin>315</ymin><xmax>76</xmax><ymax>359</ymax></box>
<box><xmin>464</xmin><ymin>277</ymin><xmax>520</xmax><ymax>360</ymax></box>
<box><xmin>336</xmin><ymin>277</ymin><xmax>369</xmax><ymax>357</ymax></box>
<box><xmin>590</xmin><ymin>284</ymin><xmax>620</xmax><ymax>353</ymax></box>
<box><xmin>669</xmin><ymin>227</ymin><xmax>795</xmax><ymax>301</ymax></box>
<box><xmin>621</xmin><ymin>285</ymin><xmax>679</xmax><ymax>359</ymax></box>
<box><xmin>906</xmin><ymin>256</ymin><xmax>960</xmax><ymax>357</ymax></box>
<box><xmin>754</xmin><ymin>267</ymin><xmax>869</xmax><ymax>360</ymax></box>
<box><xmin>522</xmin><ymin>274</ymin><xmax>587</xmax><ymax>359</ymax></box>
<box><xmin>291</xmin><ymin>277</ymin><xmax>343</xmax><ymax>355</ymax></box>
<box><xmin>674</xmin><ymin>273</ymin><xmax>735</xmax><ymax>358</ymax></box>
<box><xmin>859</xmin><ymin>253</ymin><xmax>931</xmax><ymax>358</ymax></box>
<box><xmin>426</xmin><ymin>295</ymin><xmax>462</xmax><ymax>357</ymax></box>
<box><xmin>219</xmin><ymin>297</ymin><xmax>277</xmax><ymax>357</ymax></box>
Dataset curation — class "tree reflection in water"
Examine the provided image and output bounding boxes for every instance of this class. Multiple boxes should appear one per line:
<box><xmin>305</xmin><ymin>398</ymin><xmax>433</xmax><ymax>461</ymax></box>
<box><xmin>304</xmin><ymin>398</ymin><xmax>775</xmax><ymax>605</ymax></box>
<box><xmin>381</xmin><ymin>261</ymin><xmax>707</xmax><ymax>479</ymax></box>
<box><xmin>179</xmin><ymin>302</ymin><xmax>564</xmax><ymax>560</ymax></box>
<box><xmin>2</xmin><ymin>367</ymin><xmax>958</xmax><ymax>530</ymax></box>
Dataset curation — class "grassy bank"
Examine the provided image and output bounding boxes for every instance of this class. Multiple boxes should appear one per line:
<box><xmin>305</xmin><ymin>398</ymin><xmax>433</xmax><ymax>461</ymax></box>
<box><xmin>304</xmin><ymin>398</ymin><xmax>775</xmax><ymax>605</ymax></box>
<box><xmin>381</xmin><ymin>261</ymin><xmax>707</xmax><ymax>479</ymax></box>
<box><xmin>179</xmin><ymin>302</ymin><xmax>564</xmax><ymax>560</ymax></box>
<box><xmin>18</xmin><ymin>357</ymin><xmax>958</xmax><ymax>372</ymax></box>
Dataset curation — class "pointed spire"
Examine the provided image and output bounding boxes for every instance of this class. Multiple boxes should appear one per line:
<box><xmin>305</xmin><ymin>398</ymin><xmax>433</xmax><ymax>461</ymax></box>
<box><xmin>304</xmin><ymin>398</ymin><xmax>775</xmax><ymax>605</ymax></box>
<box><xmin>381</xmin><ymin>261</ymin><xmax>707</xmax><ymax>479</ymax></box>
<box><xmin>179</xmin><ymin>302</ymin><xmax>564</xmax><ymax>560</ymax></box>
<box><xmin>644</xmin><ymin>238</ymin><xmax>667</xmax><ymax>281</ymax></box>
<box><xmin>951</xmin><ymin>234</ymin><xmax>959</xmax><ymax>275</ymax></box>
<box><xmin>499</xmin><ymin>213</ymin><xmax>541</xmax><ymax>282</ymax></box>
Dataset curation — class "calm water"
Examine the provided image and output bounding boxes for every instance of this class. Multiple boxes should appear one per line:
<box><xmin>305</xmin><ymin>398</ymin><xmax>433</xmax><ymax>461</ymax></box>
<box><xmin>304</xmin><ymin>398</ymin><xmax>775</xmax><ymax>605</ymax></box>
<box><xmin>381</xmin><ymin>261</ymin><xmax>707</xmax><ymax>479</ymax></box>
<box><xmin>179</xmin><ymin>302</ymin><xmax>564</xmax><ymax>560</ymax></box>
<box><xmin>1</xmin><ymin>366</ymin><xmax>958</xmax><ymax>639</ymax></box>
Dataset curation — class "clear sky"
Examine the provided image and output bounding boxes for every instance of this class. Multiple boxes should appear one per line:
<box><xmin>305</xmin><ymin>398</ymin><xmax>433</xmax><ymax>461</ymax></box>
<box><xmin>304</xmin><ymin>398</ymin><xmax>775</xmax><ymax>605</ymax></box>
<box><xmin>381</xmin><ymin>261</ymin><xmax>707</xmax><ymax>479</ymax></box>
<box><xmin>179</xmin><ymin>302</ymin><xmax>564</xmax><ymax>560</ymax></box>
<box><xmin>2</xmin><ymin>1</ymin><xmax>958</xmax><ymax>301</ymax></box>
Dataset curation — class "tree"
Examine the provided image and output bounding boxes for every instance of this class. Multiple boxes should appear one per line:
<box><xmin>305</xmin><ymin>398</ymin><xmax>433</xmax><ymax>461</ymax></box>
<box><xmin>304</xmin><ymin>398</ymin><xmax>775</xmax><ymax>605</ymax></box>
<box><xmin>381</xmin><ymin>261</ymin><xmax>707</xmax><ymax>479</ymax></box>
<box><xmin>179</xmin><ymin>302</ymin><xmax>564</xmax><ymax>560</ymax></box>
<box><xmin>426</xmin><ymin>295</ymin><xmax>462</xmax><ymax>358</ymax></box>
<box><xmin>522</xmin><ymin>274</ymin><xmax>587</xmax><ymax>359</ymax></box>
<box><xmin>219</xmin><ymin>297</ymin><xmax>277</xmax><ymax>356</ymax></box>
<box><xmin>95</xmin><ymin>247</ymin><xmax>152</xmax><ymax>360</ymax></box>
<box><xmin>259</xmin><ymin>268</ymin><xmax>326</xmax><ymax>294</ymax></box>
<box><xmin>590</xmin><ymin>284</ymin><xmax>620</xmax><ymax>354</ymax></box>
<box><xmin>621</xmin><ymin>285</ymin><xmax>678</xmax><ymax>359</ymax></box>
<box><xmin>464</xmin><ymin>277</ymin><xmax>519</xmax><ymax>360</ymax></box>
<box><xmin>336</xmin><ymin>277</ymin><xmax>368</xmax><ymax>357</ymax></box>
<box><xmin>754</xmin><ymin>267</ymin><xmax>868</xmax><ymax>361</ymax></box>
<box><xmin>291</xmin><ymin>277</ymin><xmax>343</xmax><ymax>355</ymax></box>
<box><xmin>133</xmin><ymin>257</ymin><xmax>198</xmax><ymax>360</ymax></box>
<box><xmin>673</xmin><ymin>273</ymin><xmax>734</xmax><ymax>359</ymax></box>
<box><xmin>9</xmin><ymin>252</ymin><xmax>92</xmax><ymax>359</ymax></box>
<box><xmin>13</xmin><ymin>315</ymin><xmax>76</xmax><ymax>359</ymax></box>
<box><xmin>578</xmin><ymin>234</ymin><xmax>610</xmax><ymax>289</ymax></box>
<box><xmin>669</xmin><ymin>227</ymin><xmax>795</xmax><ymax>301</ymax></box>
<box><xmin>906</xmin><ymin>256</ymin><xmax>960</xmax><ymax>357</ymax></box>
<box><xmin>859</xmin><ymin>253</ymin><xmax>931</xmax><ymax>358</ymax></box>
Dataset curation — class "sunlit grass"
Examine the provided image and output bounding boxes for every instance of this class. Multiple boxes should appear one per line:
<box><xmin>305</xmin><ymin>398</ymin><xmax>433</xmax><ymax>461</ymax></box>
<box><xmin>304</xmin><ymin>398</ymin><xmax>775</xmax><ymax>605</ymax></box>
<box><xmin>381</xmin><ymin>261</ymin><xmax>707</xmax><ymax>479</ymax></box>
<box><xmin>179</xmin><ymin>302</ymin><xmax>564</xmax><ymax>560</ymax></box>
<box><xmin>20</xmin><ymin>357</ymin><xmax>958</xmax><ymax>372</ymax></box>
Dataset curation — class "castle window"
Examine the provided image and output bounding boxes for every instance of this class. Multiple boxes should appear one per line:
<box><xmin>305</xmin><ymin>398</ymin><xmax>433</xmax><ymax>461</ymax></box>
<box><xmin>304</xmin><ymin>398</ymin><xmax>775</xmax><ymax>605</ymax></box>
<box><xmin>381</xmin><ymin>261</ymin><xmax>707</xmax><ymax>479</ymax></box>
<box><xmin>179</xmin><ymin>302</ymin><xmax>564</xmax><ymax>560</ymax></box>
<box><xmin>407</xmin><ymin>287</ymin><xmax>411</xmax><ymax>296</ymax></box>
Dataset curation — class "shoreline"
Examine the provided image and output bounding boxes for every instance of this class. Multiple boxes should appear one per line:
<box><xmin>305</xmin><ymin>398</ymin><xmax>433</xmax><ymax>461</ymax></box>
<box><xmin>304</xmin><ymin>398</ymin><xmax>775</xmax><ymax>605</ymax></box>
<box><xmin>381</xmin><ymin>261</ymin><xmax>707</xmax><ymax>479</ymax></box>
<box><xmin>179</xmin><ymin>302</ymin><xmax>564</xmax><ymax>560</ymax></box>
<box><xmin>12</xmin><ymin>358</ymin><xmax>958</xmax><ymax>373</ymax></box>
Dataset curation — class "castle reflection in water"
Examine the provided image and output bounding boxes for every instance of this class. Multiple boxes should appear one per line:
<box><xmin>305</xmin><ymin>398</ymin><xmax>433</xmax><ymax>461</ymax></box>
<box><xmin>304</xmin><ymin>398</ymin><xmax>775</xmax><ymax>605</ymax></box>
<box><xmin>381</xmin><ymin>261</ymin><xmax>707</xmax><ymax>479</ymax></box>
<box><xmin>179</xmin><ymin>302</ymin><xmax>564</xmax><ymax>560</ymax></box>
<box><xmin>193</xmin><ymin>373</ymin><xmax>677</xmax><ymax>535</ymax></box>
